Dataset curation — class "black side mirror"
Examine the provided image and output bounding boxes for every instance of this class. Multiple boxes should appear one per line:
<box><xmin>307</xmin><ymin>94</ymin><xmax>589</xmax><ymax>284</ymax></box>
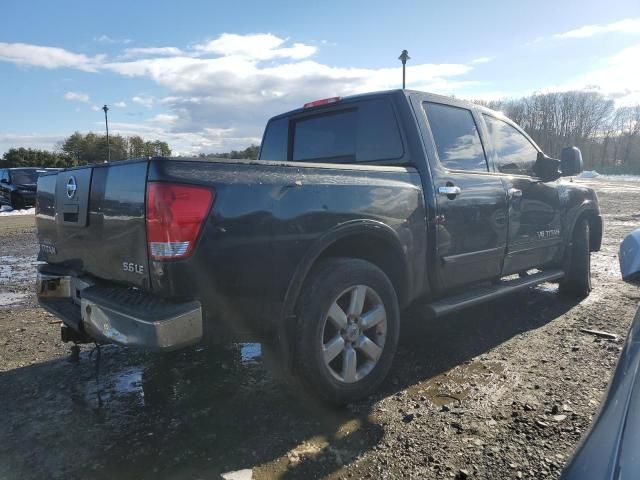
<box><xmin>534</xmin><ymin>152</ymin><xmax>561</xmax><ymax>182</ymax></box>
<box><xmin>0</xmin><ymin>178</ymin><xmax>7</xmax><ymax>184</ymax></box>
<box><xmin>561</xmin><ymin>146</ymin><xmax>583</xmax><ymax>176</ymax></box>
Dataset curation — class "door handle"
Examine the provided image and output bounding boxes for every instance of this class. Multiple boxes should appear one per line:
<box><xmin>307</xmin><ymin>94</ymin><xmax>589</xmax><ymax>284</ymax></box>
<box><xmin>508</xmin><ymin>188</ymin><xmax>522</xmax><ymax>198</ymax></box>
<box><xmin>438</xmin><ymin>186</ymin><xmax>461</xmax><ymax>197</ymax></box>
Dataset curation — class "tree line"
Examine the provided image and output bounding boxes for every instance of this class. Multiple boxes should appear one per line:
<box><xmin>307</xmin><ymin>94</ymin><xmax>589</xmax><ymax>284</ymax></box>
<box><xmin>474</xmin><ymin>90</ymin><xmax>640</xmax><ymax>174</ymax></box>
<box><xmin>196</xmin><ymin>145</ymin><xmax>260</xmax><ymax>160</ymax></box>
<box><xmin>1</xmin><ymin>132</ymin><xmax>171</xmax><ymax>168</ymax></box>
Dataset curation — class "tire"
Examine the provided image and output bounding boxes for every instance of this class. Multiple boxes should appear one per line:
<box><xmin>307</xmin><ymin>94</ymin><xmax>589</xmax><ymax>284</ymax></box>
<box><xmin>295</xmin><ymin>258</ymin><xmax>400</xmax><ymax>404</ymax></box>
<box><xmin>9</xmin><ymin>193</ymin><xmax>22</xmax><ymax>210</ymax></box>
<box><xmin>559</xmin><ymin>217</ymin><xmax>591</xmax><ymax>298</ymax></box>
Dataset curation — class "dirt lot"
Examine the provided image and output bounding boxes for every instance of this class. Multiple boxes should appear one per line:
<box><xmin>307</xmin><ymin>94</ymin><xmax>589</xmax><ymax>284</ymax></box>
<box><xmin>1</xmin><ymin>177</ymin><xmax>639</xmax><ymax>480</ymax></box>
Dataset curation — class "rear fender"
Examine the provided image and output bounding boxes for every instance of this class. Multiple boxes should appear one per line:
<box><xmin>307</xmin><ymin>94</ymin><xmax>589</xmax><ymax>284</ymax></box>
<box><xmin>281</xmin><ymin>219</ymin><xmax>410</xmax><ymax>320</ymax></box>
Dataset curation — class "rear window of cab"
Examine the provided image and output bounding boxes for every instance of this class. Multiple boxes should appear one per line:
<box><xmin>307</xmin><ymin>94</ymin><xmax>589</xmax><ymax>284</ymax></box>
<box><xmin>259</xmin><ymin>98</ymin><xmax>404</xmax><ymax>163</ymax></box>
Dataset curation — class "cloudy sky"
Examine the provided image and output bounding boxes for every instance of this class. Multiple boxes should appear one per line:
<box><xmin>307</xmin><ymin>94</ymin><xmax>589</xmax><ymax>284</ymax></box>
<box><xmin>1</xmin><ymin>0</ymin><xmax>639</xmax><ymax>156</ymax></box>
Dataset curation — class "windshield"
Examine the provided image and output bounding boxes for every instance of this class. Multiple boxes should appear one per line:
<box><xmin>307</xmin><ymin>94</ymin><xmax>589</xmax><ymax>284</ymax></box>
<box><xmin>10</xmin><ymin>169</ymin><xmax>40</xmax><ymax>185</ymax></box>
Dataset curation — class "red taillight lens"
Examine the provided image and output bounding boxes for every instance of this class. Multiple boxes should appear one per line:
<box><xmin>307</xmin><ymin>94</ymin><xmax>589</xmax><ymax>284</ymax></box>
<box><xmin>146</xmin><ymin>182</ymin><xmax>214</xmax><ymax>260</ymax></box>
<box><xmin>303</xmin><ymin>96</ymin><xmax>341</xmax><ymax>109</ymax></box>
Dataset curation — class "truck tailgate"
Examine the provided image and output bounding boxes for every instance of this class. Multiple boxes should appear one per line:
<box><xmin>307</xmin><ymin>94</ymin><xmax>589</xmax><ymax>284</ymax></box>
<box><xmin>36</xmin><ymin>160</ymin><xmax>151</xmax><ymax>289</ymax></box>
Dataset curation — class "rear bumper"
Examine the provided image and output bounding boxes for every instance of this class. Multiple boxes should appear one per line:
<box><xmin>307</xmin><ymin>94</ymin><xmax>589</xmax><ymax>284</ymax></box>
<box><xmin>37</xmin><ymin>270</ymin><xmax>203</xmax><ymax>351</ymax></box>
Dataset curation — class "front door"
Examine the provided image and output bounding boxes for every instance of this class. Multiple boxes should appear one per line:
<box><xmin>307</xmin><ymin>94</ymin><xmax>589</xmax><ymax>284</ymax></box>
<box><xmin>481</xmin><ymin>114</ymin><xmax>563</xmax><ymax>275</ymax></box>
<box><xmin>421</xmin><ymin>101</ymin><xmax>509</xmax><ymax>292</ymax></box>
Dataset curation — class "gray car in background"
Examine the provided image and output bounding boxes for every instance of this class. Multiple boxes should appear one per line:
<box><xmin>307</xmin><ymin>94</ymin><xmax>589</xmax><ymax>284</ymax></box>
<box><xmin>562</xmin><ymin>230</ymin><xmax>640</xmax><ymax>479</ymax></box>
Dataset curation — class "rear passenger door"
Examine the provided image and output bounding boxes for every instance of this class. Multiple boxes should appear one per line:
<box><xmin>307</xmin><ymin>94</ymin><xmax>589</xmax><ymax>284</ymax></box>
<box><xmin>481</xmin><ymin>114</ymin><xmax>563</xmax><ymax>275</ymax></box>
<box><xmin>421</xmin><ymin>101</ymin><xmax>509</xmax><ymax>292</ymax></box>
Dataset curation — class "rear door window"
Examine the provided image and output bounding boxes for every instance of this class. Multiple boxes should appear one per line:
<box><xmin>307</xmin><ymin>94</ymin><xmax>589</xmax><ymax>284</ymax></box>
<box><xmin>483</xmin><ymin>114</ymin><xmax>539</xmax><ymax>176</ymax></box>
<box><xmin>288</xmin><ymin>98</ymin><xmax>403</xmax><ymax>163</ymax></box>
<box><xmin>423</xmin><ymin>102</ymin><xmax>488</xmax><ymax>172</ymax></box>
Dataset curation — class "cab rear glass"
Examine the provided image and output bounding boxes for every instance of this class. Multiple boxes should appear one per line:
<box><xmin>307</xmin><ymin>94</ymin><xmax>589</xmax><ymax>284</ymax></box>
<box><xmin>259</xmin><ymin>98</ymin><xmax>404</xmax><ymax>163</ymax></box>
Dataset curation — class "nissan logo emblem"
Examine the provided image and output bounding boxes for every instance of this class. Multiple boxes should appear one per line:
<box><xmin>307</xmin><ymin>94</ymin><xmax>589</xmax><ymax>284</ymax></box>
<box><xmin>66</xmin><ymin>176</ymin><xmax>77</xmax><ymax>199</ymax></box>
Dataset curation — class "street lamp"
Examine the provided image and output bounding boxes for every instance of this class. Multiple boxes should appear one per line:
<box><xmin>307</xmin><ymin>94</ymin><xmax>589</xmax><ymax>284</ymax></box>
<box><xmin>102</xmin><ymin>104</ymin><xmax>110</xmax><ymax>163</ymax></box>
<box><xmin>398</xmin><ymin>50</ymin><xmax>410</xmax><ymax>89</ymax></box>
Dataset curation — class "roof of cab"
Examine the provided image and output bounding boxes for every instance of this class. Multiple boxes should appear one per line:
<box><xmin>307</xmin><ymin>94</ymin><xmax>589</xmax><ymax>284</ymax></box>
<box><xmin>267</xmin><ymin>88</ymin><xmax>504</xmax><ymax>122</ymax></box>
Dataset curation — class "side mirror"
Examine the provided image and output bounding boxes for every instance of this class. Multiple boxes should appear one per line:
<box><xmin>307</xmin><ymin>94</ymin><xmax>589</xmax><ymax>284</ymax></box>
<box><xmin>561</xmin><ymin>146</ymin><xmax>583</xmax><ymax>176</ymax></box>
<box><xmin>0</xmin><ymin>178</ymin><xmax>7</xmax><ymax>184</ymax></box>
<box><xmin>534</xmin><ymin>152</ymin><xmax>561</xmax><ymax>182</ymax></box>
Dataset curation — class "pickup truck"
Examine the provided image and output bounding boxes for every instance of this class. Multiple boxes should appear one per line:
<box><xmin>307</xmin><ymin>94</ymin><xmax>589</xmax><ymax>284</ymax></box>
<box><xmin>35</xmin><ymin>89</ymin><xmax>603</xmax><ymax>404</ymax></box>
<box><xmin>0</xmin><ymin>167</ymin><xmax>60</xmax><ymax>209</ymax></box>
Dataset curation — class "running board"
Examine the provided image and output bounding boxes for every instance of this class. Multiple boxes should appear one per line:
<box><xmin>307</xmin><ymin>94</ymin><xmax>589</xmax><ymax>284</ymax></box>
<box><xmin>427</xmin><ymin>269</ymin><xmax>565</xmax><ymax>318</ymax></box>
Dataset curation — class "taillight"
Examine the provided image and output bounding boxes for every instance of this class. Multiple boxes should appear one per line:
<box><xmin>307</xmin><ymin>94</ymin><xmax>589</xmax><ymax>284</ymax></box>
<box><xmin>146</xmin><ymin>182</ymin><xmax>214</xmax><ymax>260</ymax></box>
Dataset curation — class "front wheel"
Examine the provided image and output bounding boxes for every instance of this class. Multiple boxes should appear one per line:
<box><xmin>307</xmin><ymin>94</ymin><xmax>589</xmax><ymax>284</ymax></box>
<box><xmin>559</xmin><ymin>218</ymin><xmax>592</xmax><ymax>298</ymax></box>
<box><xmin>295</xmin><ymin>258</ymin><xmax>400</xmax><ymax>404</ymax></box>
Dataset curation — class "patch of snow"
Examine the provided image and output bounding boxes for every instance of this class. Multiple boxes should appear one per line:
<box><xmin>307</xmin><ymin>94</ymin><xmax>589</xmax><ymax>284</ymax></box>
<box><xmin>0</xmin><ymin>255</ymin><xmax>40</xmax><ymax>285</ymax></box>
<box><xmin>222</xmin><ymin>469</ymin><xmax>253</xmax><ymax>480</ymax></box>
<box><xmin>0</xmin><ymin>207</ymin><xmax>35</xmax><ymax>216</ymax></box>
<box><xmin>579</xmin><ymin>170</ymin><xmax>599</xmax><ymax>178</ymax></box>
<box><xmin>0</xmin><ymin>292</ymin><xmax>28</xmax><ymax>306</ymax></box>
<box><xmin>600</xmin><ymin>174</ymin><xmax>640</xmax><ymax>182</ymax></box>
<box><xmin>240</xmin><ymin>343</ymin><xmax>261</xmax><ymax>363</ymax></box>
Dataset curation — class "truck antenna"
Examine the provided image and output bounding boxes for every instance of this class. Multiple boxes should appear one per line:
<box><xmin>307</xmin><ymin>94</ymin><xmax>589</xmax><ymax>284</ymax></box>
<box><xmin>398</xmin><ymin>50</ymin><xmax>410</xmax><ymax>89</ymax></box>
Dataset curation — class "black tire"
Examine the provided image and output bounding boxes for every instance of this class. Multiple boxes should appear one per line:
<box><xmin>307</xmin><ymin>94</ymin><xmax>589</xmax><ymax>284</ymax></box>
<box><xmin>295</xmin><ymin>258</ymin><xmax>400</xmax><ymax>405</ymax></box>
<box><xmin>559</xmin><ymin>217</ymin><xmax>591</xmax><ymax>298</ymax></box>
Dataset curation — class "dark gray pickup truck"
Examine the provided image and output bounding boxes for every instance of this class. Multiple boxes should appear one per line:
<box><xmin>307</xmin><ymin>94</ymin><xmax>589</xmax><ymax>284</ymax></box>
<box><xmin>35</xmin><ymin>89</ymin><xmax>602</xmax><ymax>403</ymax></box>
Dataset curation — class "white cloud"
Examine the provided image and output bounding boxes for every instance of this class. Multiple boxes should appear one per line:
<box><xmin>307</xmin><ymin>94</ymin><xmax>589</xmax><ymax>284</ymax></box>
<box><xmin>0</xmin><ymin>42</ymin><xmax>103</xmax><ymax>72</ymax></box>
<box><xmin>194</xmin><ymin>33</ymin><xmax>316</xmax><ymax>60</ymax></box>
<box><xmin>554</xmin><ymin>17</ymin><xmax>640</xmax><ymax>39</ymax></box>
<box><xmin>64</xmin><ymin>91</ymin><xmax>90</xmax><ymax>103</ymax></box>
<box><xmin>150</xmin><ymin>113</ymin><xmax>178</xmax><ymax>124</ymax></box>
<box><xmin>528</xmin><ymin>44</ymin><xmax>640</xmax><ymax>106</ymax></box>
<box><xmin>578</xmin><ymin>44</ymin><xmax>640</xmax><ymax>105</ymax></box>
<box><xmin>472</xmin><ymin>56</ymin><xmax>492</xmax><ymax>64</ymax></box>
<box><xmin>132</xmin><ymin>95</ymin><xmax>154</xmax><ymax>108</ymax></box>
<box><xmin>122</xmin><ymin>47</ymin><xmax>186</xmax><ymax>58</ymax></box>
<box><xmin>0</xmin><ymin>34</ymin><xmax>480</xmax><ymax>154</ymax></box>
<box><xmin>114</xmin><ymin>101</ymin><xmax>127</xmax><ymax>108</ymax></box>
<box><xmin>0</xmin><ymin>133</ymin><xmax>66</xmax><ymax>154</ymax></box>
<box><xmin>91</xmin><ymin>105</ymin><xmax>101</xmax><ymax>112</ymax></box>
<box><xmin>94</xmin><ymin>35</ymin><xmax>131</xmax><ymax>44</ymax></box>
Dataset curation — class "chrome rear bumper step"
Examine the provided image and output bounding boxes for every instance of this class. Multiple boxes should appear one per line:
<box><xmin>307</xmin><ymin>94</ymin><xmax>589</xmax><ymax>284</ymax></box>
<box><xmin>37</xmin><ymin>271</ymin><xmax>203</xmax><ymax>351</ymax></box>
<box><xmin>427</xmin><ymin>269</ymin><xmax>565</xmax><ymax>318</ymax></box>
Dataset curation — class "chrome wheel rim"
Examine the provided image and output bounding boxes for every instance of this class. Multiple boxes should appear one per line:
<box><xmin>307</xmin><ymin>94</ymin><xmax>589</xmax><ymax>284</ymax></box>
<box><xmin>321</xmin><ymin>285</ymin><xmax>387</xmax><ymax>384</ymax></box>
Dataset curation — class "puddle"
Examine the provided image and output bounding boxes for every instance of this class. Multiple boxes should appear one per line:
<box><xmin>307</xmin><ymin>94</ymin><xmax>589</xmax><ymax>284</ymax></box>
<box><xmin>405</xmin><ymin>360</ymin><xmax>506</xmax><ymax>407</ymax></box>
<box><xmin>240</xmin><ymin>343</ymin><xmax>261</xmax><ymax>363</ymax></box>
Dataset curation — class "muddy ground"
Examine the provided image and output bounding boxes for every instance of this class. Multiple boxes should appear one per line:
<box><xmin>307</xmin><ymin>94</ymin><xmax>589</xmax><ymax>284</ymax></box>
<box><xmin>1</xmin><ymin>177</ymin><xmax>639</xmax><ymax>480</ymax></box>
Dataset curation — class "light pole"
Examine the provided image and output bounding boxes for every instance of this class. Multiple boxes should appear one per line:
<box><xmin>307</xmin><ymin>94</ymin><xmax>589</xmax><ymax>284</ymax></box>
<box><xmin>102</xmin><ymin>104</ymin><xmax>110</xmax><ymax>163</ymax></box>
<box><xmin>398</xmin><ymin>50</ymin><xmax>410</xmax><ymax>89</ymax></box>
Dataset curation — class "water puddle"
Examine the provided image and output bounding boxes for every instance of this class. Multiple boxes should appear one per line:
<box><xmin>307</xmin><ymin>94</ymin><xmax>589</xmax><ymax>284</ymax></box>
<box><xmin>405</xmin><ymin>360</ymin><xmax>506</xmax><ymax>407</ymax></box>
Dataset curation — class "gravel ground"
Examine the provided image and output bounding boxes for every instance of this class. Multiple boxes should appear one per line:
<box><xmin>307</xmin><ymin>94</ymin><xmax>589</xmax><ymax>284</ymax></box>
<box><xmin>0</xmin><ymin>177</ymin><xmax>639</xmax><ymax>480</ymax></box>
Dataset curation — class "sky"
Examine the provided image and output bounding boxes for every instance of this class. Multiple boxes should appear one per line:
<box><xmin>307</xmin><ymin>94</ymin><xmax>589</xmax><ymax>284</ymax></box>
<box><xmin>1</xmin><ymin>0</ymin><xmax>639</xmax><ymax>156</ymax></box>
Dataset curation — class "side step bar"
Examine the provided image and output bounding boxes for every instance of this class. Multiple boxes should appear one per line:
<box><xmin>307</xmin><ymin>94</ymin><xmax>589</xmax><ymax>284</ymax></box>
<box><xmin>427</xmin><ymin>269</ymin><xmax>565</xmax><ymax>318</ymax></box>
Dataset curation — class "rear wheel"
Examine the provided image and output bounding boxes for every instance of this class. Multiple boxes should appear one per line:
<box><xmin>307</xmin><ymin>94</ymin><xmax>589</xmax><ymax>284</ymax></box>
<box><xmin>559</xmin><ymin>218</ymin><xmax>591</xmax><ymax>298</ymax></box>
<box><xmin>295</xmin><ymin>258</ymin><xmax>400</xmax><ymax>404</ymax></box>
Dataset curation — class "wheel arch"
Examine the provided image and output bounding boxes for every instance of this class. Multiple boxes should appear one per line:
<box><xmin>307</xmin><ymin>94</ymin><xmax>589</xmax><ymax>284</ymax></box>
<box><xmin>566</xmin><ymin>203</ymin><xmax>602</xmax><ymax>252</ymax></box>
<box><xmin>281</xmin><ymin>220</ymin><xmax>411</xmax><ymax>321</ymax></box>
